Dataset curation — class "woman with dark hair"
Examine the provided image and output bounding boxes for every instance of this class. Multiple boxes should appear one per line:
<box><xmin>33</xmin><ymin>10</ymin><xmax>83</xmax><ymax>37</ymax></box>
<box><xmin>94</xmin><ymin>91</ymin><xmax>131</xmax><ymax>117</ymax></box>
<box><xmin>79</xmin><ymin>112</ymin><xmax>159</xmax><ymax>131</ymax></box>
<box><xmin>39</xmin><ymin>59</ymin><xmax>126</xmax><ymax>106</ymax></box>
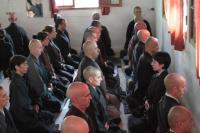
<box><xmin>144</xmin><ymin>51</ymin><xmax>171</xmax><ymax>133</ymax></box>
<box><xmin>43</xmin><ymin>25</ymin><xmax>74</xmax><ymax>75</ymax></box>
<box><xmin>53</xmin><ymin>17</ymin><xmax>80</xmax><ymax>68</ymax></box>
<box><xmin>9</xmin><ymin>55</ymin><xmax>53</xmax><ymax>133</ymax></box>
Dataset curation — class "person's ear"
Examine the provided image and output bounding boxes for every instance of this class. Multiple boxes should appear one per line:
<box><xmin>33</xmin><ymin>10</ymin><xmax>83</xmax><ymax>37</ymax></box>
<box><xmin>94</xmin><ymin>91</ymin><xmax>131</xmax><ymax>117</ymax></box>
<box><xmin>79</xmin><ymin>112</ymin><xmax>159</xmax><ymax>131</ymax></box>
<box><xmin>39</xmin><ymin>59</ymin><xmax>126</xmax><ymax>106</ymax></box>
<box><xmin>88</xmin><ymin>76</ymin><xmax>93</xmax><ymax>84</ymax></box>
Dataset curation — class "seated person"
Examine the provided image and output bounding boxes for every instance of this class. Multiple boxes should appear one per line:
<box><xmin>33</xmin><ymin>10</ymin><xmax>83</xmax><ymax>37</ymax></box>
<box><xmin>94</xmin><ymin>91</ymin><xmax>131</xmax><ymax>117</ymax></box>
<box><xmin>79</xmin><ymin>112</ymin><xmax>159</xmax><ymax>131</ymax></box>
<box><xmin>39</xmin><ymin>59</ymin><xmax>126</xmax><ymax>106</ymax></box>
<box><xmin>76</xmin><ymin>40</ymin><xmax>120</xmax><ymax>109</ymax></box>
<box><xmin>126</xmin><ymin>36</ymin><xmax>159</xmax><ymax>114</ymax></box>
<box><xmin>83</xmin><ymin>66</ymin><xmax>109</xmax><ymax>132</ymax></box>
<box><xmin>133</xmin><ymin>29</ymin><xmax>150</xmax><ymax>65</ymax></box>
<box><xmin>144</xmin><ymin>51</ymin><xmax>171</xmax><ymax>133</ymax></box>
<box><xmin>167</xmin><ymin>106</ymin><xmax>193</xmax><ymax>133</ymax></box>
<box><xmin>27</xmin><ymin>39</ymin><xmax>61</xmax><ymax>113</ymax></box>
<box><xmin>92</xmin><ymin>12</ymin><xmax>114</xmax><ymax>57</ymax></box>
<box><xmin>54</xmin><ymin>17</ymin><xmax>79</xmax><ymax>68</ymax></box>
<box><xmin>0</xmin><ymin>86</ymin><xmax>19</xmax><ymax>133</ymax></box>
<box><xmin>157</xmin><ymin>73</ymin><xmax>186</xmax><ymax>133</ymax></box>
<box><xmin>65</xmin><ymin>82</ymin><xmax>95</xmax><ymax>133</ymax></box>
<box><xmin>125</xmin><ymin>21</ymin><xmax>147</xmax><ymax>76</ymax></box>
<box><xmin>0</xmin><ymin>28</ymin><xmax>14</xmax><ymax>78</ymax></box>
<box><xmin>61</xmin><ymin>115</ymin><xmax>89</xmax><ymax>133</ymax></box>
<box><xmin>9</xmin><ymin>55</ymin><xmax>53</xmax><ymax>133</ymax></box>
<box><xmin>122</xmin><ymin>6</ymin><xmax>152</xmax><ymax>54</ymax></box>
<box><xmin>5</xmin><ymin>12</ymin><xmax>29</xmax><ymax>56</ymax></box>
<box><xmin>43</xmin><ymin>25</ymin><xmax>74</xmax><ymax>74</ymax></box>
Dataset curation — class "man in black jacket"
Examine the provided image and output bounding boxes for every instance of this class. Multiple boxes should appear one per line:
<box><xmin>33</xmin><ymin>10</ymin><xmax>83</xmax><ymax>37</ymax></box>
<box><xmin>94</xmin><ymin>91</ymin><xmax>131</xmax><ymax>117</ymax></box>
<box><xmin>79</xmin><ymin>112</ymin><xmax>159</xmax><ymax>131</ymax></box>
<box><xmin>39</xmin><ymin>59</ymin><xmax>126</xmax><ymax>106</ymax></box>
<box><xmin>157</xmin><ymin>73</ymin><xmax>186</xmax><ymax>133</ymax></box>
<box><xmin>0</xmin><ymin>86</ymin><xmax>19</xmax><ymax>133</ymax></box>
<box><xmin>65</xmin><ymin>82</ymin><xmax>95</xmax><ymax>133</ymax></box>
<box><xmin>6</xmin><ymin>12</ymin><xmax>29</xmax><ymax>56</ymax></box>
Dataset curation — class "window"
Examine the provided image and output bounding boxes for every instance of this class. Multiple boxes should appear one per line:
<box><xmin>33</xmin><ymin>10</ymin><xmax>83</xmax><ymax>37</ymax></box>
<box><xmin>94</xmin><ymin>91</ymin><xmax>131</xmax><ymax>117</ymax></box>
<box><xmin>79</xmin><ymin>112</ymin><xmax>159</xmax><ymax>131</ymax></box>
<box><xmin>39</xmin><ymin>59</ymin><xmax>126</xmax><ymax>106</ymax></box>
<box><xmin>189</xmin><ymin>0</ymin><xmax>195</xmax><ymax>42</ymax></box>
<box><xmin>55</xmin><ymin>0</ymin><xmax>99</xmax><ymax>9</ymax></box>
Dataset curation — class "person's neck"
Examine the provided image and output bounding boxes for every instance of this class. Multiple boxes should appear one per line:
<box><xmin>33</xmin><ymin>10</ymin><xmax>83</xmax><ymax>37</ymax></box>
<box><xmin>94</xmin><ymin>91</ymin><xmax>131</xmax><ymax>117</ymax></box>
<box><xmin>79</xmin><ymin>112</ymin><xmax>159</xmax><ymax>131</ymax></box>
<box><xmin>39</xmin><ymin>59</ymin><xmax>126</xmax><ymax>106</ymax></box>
<box><xmin>85</xmin><ymin>55</ymin><xmax>95</xmax><ymax>61</ymax></box>
<box><xmin>73</xmin><ymin>104</ymin><xmax>85</xmax><ymax>113</ymax></box>
<box><xmin>15</xmin><ymin>71</ymin><xmax>24</xmax><ymax>77</ymax></box>
<box><xmin>31</xmin><ymin>54</ymin><xmax>39</xmax><ymax>59</ymax></box>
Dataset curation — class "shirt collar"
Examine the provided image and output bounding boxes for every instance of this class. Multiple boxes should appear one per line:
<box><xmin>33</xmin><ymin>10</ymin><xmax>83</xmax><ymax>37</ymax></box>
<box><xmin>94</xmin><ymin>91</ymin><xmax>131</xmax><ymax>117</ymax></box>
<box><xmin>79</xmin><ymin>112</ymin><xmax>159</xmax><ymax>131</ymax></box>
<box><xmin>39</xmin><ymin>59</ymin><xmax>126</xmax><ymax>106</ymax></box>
<box><xmin>0</xmin><ymin>109</ymin><xmax>5</xmax><ymax>116</ymax></box>
<box><xmin>165</xmin><ymin>93</ymin><xmax>179</xmax><ymax>103</ymax></box>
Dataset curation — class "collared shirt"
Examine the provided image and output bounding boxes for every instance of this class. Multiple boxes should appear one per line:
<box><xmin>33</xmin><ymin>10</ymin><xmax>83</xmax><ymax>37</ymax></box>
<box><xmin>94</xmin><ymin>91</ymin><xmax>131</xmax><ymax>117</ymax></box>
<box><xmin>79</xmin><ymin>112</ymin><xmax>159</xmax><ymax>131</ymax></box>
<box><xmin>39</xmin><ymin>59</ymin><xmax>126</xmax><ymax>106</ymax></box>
<box><xmin>165</xmin><ymin>93</ymin><xmax>179</xmax><ymax>103</ymax></box>
<box><xmin>0</xmin><ymin>108</ymin><xmax>5</xmax><ymax>116</ymax></box>
<box><xmin>169</xmin><ymin>129</ymin><xmax>176</xmax><ymax>133</ymax></box>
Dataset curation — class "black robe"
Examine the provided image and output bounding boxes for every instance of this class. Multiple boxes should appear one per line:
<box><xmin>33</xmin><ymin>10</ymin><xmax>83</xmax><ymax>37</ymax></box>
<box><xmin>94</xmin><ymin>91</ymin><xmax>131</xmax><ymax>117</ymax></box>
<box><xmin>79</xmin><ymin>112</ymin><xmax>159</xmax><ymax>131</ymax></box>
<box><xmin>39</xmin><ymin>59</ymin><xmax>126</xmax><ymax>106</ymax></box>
<box><xmin>124</xmin><ymin>19</ymin><xmax>151</xmax><ymax>50</ymax></box>
<box><xmin>9</xmin><ymin>73</ymin><xmax>52</xmax><ymax>133</ymax></box>
<box><xmin>66</xmin><ymin>105</ymin><xmax>95</xmax><ymax>133</ymax></box>
<box><xmin>75</xmin><ymin>56</ymin><xmax>107</xmax><ymax>95</ymax></box>
<box><xmin>0</xmin><ymin>39</ymin><xmax>14</xmax><ymax>76</ymax></box>
<box><xmin>87</xmin><ymin>85</ymin><xmax>108</xmax><ymax>133</ymax></box>
<box><xmin>157</xmin><ymin>95</ymin><xmax>180</xmax><ymax>133</ymax></box>
<box><xmin>6</xmin><ymin>23</ymin><xmax>29</xmax><ymax>56</ymax></box>
<box><xmin>136</xmin><ymin>52</ymin><xmax>155</xmax><ymax>101</ymax></box>
<box><xmin>53</xmin><ymin>30</ymin><xmax>71</xmax><ymax>63</ymax></box>
<box><xmin>0</xmin><ymin>108</ymin><xmax>19</xmax><ymax>133</ymax></box>
<box><xmin>145</xmin><ymin>70</ymin><xmax>168</xmax><ymax>133</ymax></box>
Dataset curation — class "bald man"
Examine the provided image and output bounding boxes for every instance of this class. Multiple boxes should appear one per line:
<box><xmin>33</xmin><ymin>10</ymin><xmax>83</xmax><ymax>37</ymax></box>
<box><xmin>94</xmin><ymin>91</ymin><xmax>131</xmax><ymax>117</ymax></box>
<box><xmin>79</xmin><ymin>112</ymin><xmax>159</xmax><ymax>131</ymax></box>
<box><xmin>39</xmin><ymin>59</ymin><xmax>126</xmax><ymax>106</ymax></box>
<box><xmin>123</xmin><ymin>6</ymin><xmax>152</xmax><ymax>52</ymax></box>
<box><xmin>6</xmin><ymin>12</ymin><xmax>29</xmax><ymax>56</ymax></box>
<box><xmin>167</xmin><ymin>106</ymin><xmax>193</xmax><ymax>133</ymax></box>
<box><xmin>27</xmin><ymin>39</ymin><xmax>61</xmax><ymax>113</ymax></box>
<box><xmin>65</xmin><ymin>82</ymin><xmax>95</xmax><ymax>133</ymax></box>
<box><xmin>62</xmin><ymin>116</ymin><xmax>89</xmax><ymax>133</ymax></box>
<box><xmin>134</xmin><ymin>29</ymin><xmax>150</xmax><ymax>64</ymax></box>
<box><xmin>157</xmin><ymin>73</ymin><xmax>186</xmax><ymax>133</ymax></box>
<box><xmin>136</xmin><ymin>37</ymin><xmax>158</xmax><ymax>98</ymax></box>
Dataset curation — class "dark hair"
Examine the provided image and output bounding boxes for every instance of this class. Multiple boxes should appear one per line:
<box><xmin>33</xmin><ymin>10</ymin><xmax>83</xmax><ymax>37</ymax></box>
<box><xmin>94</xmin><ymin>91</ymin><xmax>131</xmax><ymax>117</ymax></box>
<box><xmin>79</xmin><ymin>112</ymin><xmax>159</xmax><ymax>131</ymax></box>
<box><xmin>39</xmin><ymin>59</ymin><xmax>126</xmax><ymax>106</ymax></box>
<box><xmin>55</xmin><ymin>17</ymin><xmax>65</xmax><ymax>31</ymax></box>
<box><xmin>9</xmin><ymin>55</ymin><xmax>27</xmax><ymax>71</ymax></box>
<box><xmin>8</xmin><ymin>55</ymin><xmax>27</xmax><ymax>79</ymax></box>
<box><xmin>153</xmin><ymin>52</ymin><xmax>171</xmax><ymax>69</ymax></box>
<box><xmin>33</xmin><ymin>32</ymin><xmax>48</xmax><ymax>41</ymax></box>
<box><xmin>43</xmin><ymin>25</ymin><xmax>54</xmax><ymax>33</ymax></box>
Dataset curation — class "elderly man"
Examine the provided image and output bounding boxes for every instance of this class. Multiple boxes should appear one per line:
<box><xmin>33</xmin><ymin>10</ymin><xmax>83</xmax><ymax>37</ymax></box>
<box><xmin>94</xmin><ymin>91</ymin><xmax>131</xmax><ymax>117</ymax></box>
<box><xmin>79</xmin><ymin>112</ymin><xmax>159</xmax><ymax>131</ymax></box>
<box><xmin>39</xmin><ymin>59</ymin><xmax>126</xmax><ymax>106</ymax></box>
<box><xmin>157</xmin><ymin>73</ymin><xmax>186</xmax><ymax>133</ymax></box>
<box><xmin>27</xmin><ymin>39</ymin><xmax>61</xmax><ymax>113</ymax></box>
<box><xmin>167</xmin><ymin>106</ymin><xmax>193</xmax><ymax>133</ymax></box>
<box><xmin>0</xmin><ymin>86</ymin><xmax>19</xmax><ymax>133</ymax></box>
<box><xmin>61</xmin><ymin>116</ymin><xmax>89</xmax><ymax>133</ymax></box>
<box><xmin>65</xmin><ymin>82</ymin><xmax>95</xmax><ymax>133</ymax></box>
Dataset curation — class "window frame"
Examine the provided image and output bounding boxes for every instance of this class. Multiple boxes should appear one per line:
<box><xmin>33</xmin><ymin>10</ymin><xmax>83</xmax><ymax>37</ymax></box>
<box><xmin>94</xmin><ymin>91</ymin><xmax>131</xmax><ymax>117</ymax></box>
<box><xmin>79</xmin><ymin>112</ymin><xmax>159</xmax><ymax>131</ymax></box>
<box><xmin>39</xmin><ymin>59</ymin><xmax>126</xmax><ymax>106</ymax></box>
<box><xmin>55</xmin><ymin>0</ymin><xmax>100</xmax><ymax>10</ymax></box>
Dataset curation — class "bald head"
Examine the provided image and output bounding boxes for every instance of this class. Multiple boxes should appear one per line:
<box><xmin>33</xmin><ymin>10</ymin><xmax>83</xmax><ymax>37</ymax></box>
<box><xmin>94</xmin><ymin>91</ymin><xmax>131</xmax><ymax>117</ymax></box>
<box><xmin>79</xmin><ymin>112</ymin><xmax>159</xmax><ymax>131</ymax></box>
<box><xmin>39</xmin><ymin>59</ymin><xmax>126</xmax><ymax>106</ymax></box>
<box><xmin>83</xmin><ymin>40</ymin><xmax>99</xmax><ymax>59</ymax></box>
<box><xmin>134</xmin><ymin>21</ymin><xmax>147</xmax><ymax>33</ymax></box>
<box><xmin>145</xmin><ymin>36</ymin><xmax>159</xmax><ymax>55</ymax></box>
<box><xmin>164</xmin><ymin>73</ymin><xmax>186</xmax><ymax>99</ymax></box>
<box><xmin>168</xmin><ymin>106</ymin><xmax>193</xmax><ymax>133</ymax></box>
<box><xmin>84</xmin><ymin>26</ymin><xmax>98</xmax><ymax>42</ymax></box>
<box><xmin>29</xmin><ymin>39</ymin><xmax>43</xmax><ymax>58</ymax></box>
<box><xmin>61</xmin><ymin>116</ymin><xmax>89</xmax><ymax>133</ymax></box>
<box><xmin>137</xmin><ymin>29</ymin><xmax>150</xmax><ymax>43</ymax></box>
<box><xmin>92</xmin><ymin>12</ymin><xmax>100</xmax><ymax>20</ymax></box>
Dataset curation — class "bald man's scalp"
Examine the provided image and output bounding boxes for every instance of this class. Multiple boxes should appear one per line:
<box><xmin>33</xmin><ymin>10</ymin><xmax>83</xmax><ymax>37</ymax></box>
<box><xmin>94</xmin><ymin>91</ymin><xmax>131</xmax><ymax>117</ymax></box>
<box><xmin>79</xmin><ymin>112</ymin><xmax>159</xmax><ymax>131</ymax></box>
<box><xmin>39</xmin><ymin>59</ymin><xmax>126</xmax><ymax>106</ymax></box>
<box><xmin>66</xmin><ymin>82</ymin><xmax>89</xmax><ymax>99</ymax></box>
<box><xmin>164</xmin><ymin>73</ymin><xmax>185</xmax><ymax>92</ymax></box>
<box><xmin>168</xmin><ymin>106</ymin><xmax>192</xmax><ymax>129</ymax></box>
<box><xmin>62</xmin><ymin>116</ymin><xmax>89</xmax><ymax>133</ymax></box>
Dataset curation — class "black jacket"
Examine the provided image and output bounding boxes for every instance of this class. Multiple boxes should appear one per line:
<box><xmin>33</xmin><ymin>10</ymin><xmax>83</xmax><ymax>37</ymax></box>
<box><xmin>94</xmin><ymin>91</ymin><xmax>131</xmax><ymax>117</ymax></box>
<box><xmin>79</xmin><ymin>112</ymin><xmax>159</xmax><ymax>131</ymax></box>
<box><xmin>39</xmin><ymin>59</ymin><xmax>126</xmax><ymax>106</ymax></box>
<box><xmin>6</xmin><ymin>23</ymin><xmax>29</xmax><ymax>56</ymax></box>
<box><xmin>66</xmin><ymin>105</ymin><xmax>95</xmax><ymax>133</ymax></box>
<box><xmin>157</xmin><ymin>95</ymin><xmax>180</xmax><ymax>133</ymax></box>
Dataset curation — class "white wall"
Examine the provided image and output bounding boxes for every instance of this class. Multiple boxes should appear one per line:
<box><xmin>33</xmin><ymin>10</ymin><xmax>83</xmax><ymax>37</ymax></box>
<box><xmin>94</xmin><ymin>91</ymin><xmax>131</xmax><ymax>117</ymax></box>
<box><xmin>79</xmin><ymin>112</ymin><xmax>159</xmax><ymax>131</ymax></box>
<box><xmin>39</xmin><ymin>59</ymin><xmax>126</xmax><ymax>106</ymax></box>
<box><xmin>0</xmin><ymin>0</ymin><xmax>155</xmax><ymax>52</ymax></box>
<box><xmin>155</xmin><ymin>0</ymin><xmax>200</xmax><ymax>132</ymax></box>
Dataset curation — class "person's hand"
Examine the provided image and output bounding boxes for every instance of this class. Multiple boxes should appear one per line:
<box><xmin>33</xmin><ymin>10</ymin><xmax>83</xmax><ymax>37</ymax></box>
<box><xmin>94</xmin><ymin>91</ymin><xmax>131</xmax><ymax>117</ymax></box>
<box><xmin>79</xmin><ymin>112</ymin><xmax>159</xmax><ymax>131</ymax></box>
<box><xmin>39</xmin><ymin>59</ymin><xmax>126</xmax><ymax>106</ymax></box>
<box><xmin>105</xmin><ymin>122</ymin><xmax>109</xmax><ymax>130</ymax></box>
<box><xmin>145</xmin><ymin>100</ymin><xmax>150</xmax><ymax>111</ymax></box>
<box><xmin>33</xmin><ymin>104</ymin><xmax>40</xmax><ymax>113</ymax></box>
